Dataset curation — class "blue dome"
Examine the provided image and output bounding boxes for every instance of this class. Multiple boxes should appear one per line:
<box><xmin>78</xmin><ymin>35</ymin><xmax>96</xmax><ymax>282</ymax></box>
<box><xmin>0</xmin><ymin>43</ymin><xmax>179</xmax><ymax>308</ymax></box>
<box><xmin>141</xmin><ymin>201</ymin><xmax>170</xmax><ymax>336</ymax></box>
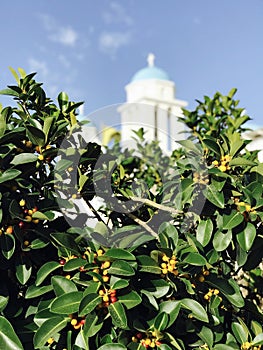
<box><xmin>131</xmin><ymin>66</ymin><xmax>170</xmax><ymax>82</ymax></box>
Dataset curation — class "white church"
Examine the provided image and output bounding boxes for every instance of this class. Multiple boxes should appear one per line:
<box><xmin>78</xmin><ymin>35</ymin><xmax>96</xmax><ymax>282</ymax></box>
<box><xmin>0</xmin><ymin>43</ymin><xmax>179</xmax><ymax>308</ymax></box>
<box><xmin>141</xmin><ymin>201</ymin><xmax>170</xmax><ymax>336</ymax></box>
<box><xmin>82</xmin><ymin>53</ymin><xmax>263</xmax><ymax>160</ymax></box>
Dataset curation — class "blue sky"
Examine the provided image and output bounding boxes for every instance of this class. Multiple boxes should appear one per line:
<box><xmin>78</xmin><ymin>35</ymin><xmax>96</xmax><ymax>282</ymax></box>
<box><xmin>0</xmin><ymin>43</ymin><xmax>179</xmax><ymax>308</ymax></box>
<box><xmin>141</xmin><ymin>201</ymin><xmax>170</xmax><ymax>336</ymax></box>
<box><xmin>0</xmin><ymin>0</ymin><xmax>262</xmax><ymax>128</ymax></box>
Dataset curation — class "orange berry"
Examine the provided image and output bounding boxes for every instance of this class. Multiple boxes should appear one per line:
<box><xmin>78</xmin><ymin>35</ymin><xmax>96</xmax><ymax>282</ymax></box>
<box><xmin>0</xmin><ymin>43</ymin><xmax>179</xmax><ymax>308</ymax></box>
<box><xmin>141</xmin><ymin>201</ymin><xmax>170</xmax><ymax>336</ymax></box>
<box><xmin>25</xmin><ymin>215</ymin><xmax>32</xmax><ymax>222</ymax></box>
<box><xmin>198</xmin><ymin>275</ymin><xmax>205</xmax><ymax>282</ymax></box>
<box><xmin>6</xmin><ymin>226</ymin><xmax>13</xmax><ymax>234</ymax></box>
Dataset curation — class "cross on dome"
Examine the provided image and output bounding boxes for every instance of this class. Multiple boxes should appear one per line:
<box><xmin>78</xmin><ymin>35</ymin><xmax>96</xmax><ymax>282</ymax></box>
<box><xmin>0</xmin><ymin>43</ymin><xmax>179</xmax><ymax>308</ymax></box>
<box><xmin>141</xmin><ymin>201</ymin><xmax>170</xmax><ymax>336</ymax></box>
<box><xmin>147</xmin><ymin>53</ymin><xmax>155</xmax><ymax>67</ymax></box>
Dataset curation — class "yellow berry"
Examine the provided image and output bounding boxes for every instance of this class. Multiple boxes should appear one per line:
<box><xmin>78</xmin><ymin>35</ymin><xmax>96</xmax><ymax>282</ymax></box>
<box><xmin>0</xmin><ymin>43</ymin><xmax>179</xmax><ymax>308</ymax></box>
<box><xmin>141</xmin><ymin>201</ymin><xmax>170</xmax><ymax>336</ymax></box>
<box><xmin>145</xmin><ymin>338</ymin><xmax>151</xmax><ymax>346</ymax></box>
<box><xmin>212</xmin><ymin>160</ymin><xmax>219</xmax><ymax>166</ymax></box>
<box><xmin>152</xmin><ymin>331</ymin><xmax>156</xmax><ymax>337</ymax></box>
<box><xmin>103</xmin><ymin>276</ymin><xmax>109</xmax><ymax>283</ymax></box>
<box><xmin>68</xmin><ymin>167</ymin><xmax>74</xmax><ymax>172</ymax></box>
<box><xmin>47</xmin><ymin>337</ymin><xmax>54</xmax><ymax>344</ymax></box>
<box><xmin>93</xmin><ymin>276</ymin><xmax>99</xmax><ymax>282</ymax></box>
<box><xmin>150</xmin><ymin>342</ymin><xmax>155</xmax><ymax>348</ymax></box>
<box><xmin>170</xmin><ymin>259</ymin><xmax>176</xmax><ymax>265</ymax></box>
<box><xmin>38</xmin><ymin>154</ymin><xmax>44</xmax><ymax>161</ymax></box>
<box><xmin>207</xmin><ymin>291</ymin><xmax>213</xmax><ymax>297</ymax></box>
<box><xmin>162</xmin><ymin>268</ymin><xmax>168</xmax><ymax>274</ymax></box>
<box><xmin>25</xmin><ymin>215</ymin><xmax>32</xmax><ymax>222</ymax></box>
<box><xmin>161</xmin><ymin>262</ymin><xmax>167</xmax><ymax>269</ymax></box>
<box><xmin>97</xmin><ymin>249</ymin><xmax>104</xmax><ymax>256</ymax></box>
<box><xmin>218</xmin><ymin>165</ymin><xmax>227</xmax><ymax>172</ymax></box>
<box><xmin>28</xmin><ymin>209</ymin><xmax>33</xmax><ymax>216</ymax></box>
<box><xmin>162</xmin><ymin>255</ymin><xmax>169</xmax><ymax>262</ymax></box>
<box><xmin>168</xmin><ymin>266</ymin><xmax>174</xmax><ymax>272</ymax></box>
<box><xmin>102</xmin><ymin>269</ymin><xmax>108</xmax><ymax>276</ymax></box>
<box><xmin>213</xmin><ymin>289</ymin><xmax>220</xmax><ymax>295</ymax></box>
<box><xmin>71</xmin><ymin>194</ymin><xmax>77</xmax><ymax>199</ymax></box>
<box><xmin>245</xmin><ymin>204</ymin><xmax>251</xmax><ymax>212</ymax></box>
<box><xmin>204</xmin><ymin>294</ymin><xmax>209</xmax><ymax>300</ymax></box>
<box><xmin>32</xmin><ymin>219</ymin><xmax>39</xmax><ymax>224</ymax></box>
<box><xmin>132</xmin><ymin>336</ymin><xmax>138</xmax><ymax>342</ymax></box>
<box><xmin>99</xmin><ymin>290</ymin><xmax>105</xmax><ymax>296</ymax></box>
<box><xmin>24</xmin><ymin>240</ymin><xmax>30</xmax><ymax>247</ymax></box>
<box><xmin>71</xmin><ymin>319</ymin><xmax>78</xmax><ymax>326</ymax></box>
<box><xmin>198</xmin><ymin>275</ymin><xmax>205</xmax><ymax>282</ymax></box>
<box><xmin>103</xmin><ymin>295</ymin><xmax>109</xmax><ymax>302</ymax></box>
<box><xmin>103</xmin><ymin>261</ymin><xmax>111</xmax><ymax>269</ymax></box>
<box><xmin>19</xmin><ymin>199</ymin><xmax>26</xmax><ymax>207</ymax></box>
<box><xmin>93</xmin><ymin>268</ymin><xmax>100</xmax><ymax>274</ymax></box>
<box><xmin>65</xmin><ymin>275</ymin><xmax>71</xmax><ymax>279</ymax></box>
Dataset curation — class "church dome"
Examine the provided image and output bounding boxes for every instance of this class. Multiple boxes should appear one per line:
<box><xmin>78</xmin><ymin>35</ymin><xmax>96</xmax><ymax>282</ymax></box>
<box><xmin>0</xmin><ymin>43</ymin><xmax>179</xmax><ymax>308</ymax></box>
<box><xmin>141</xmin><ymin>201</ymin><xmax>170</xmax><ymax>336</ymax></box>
<box><xmin>131</xmin><ymin>53</ymin><xmax>170</xmax><ymax>82</ymax></box>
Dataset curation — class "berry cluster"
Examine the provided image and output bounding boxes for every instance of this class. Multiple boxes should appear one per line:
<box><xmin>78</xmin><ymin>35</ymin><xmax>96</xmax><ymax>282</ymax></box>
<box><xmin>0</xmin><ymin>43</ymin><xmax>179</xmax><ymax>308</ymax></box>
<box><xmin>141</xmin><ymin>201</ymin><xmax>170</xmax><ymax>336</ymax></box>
<box><xmin>70</xmin><ymin>316</ymin><xmax>86</xmax><ymax>330</ymax></box>
<box><xmin>193</xmin><ymin>171</ymin><xmax>209</xmax><ymax>185</ymax></box>
<box><xmin>241</xmin><ymin>342</ymin><xmax>262</xmax><ymax>350</ymax></box>
<box><xmin>0</xmin><ymin>225</ymin><xmax>13</xmax><ymax>235</ymax></box>
<box><xmin>18</xmin><ymin>199</ymin><xmax>39</xmax><ymax>226</ymax></box>
<box><xmin>92</xmin><ymin>249</ymin><xmax>111</xmax><ymax>283</ymax></box>
<box><xmin>203</xmin><ymin>288</ymin><xmax>220</xmax><ymax>301</ymax></box>
<box><xmin>160</xmin><ymin>254</ymin><xmax>178</xmax><ymax>276</ymax></box>
<box><xmin>197</xmin><ymin>268</ymin><xmax>210</xmax><ymax>283</ymax></box>
<box><xmin>97</xmin><ymin>289</ymin><xmax>118</xmax><ymax>309</ymax></box>
<box><xmin>132</xmin><ymin>331</ymin><xmax>162</xmax><ymax>348</ymax></box>
<box><xmin>212</xmin><ymin>154</ymin><xmax>231</xmax><ymax>172</ymax></box>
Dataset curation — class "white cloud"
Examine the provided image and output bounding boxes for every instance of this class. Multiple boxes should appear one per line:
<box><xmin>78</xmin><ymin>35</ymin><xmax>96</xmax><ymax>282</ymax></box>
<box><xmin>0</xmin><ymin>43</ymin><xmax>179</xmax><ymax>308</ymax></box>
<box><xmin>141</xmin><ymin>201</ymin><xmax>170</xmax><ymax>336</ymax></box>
<box><xmin>102</xmin><ymin>2</ymin><xmax>133</xmax><ymax>26</ymax></box>
<box><xmin>99</xmin><ymin>31</ymin><xmax>132</xmax><ymax>56</ymax></box>
<box><xmin>58</xmin><ymin>54</ymin><xmax>71</xmax><ymax>69</ymax></box>
<box><xmin>39</xmin><ymin>14</ymin><xmax>78</xmax><ymax>47</ymax></box>
<box><xmin>28</xmin><ymin>58</ymin><xmax>49</xmax><ymax>78</ymax></box>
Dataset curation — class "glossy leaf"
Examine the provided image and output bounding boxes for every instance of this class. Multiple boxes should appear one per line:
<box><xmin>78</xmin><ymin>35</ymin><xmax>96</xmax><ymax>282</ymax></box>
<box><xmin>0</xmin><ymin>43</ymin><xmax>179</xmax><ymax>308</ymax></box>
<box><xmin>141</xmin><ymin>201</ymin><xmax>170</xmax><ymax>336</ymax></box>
<box><xmin>50</xmin><ymin>291</ymin><xmax>83</xmax><ymax>314</ymax></box>
<box><xmin>35</xmin><ymin>261</ymin><xmax>61</xmax><ymax>286</ymax></box>
<box><xmin>108</xmin><ymin>301</ymin><xmax>128</xmax><ymax>328</ymax></box>
<box><xmin>33</xmin><ymin>316</ymin><xmax>68</xmax><ymax>348</ymax></box>
<box><xmin>0</xmin><ymin>316</ymin><xmax>23</xmax><ymax>350</ymax></box>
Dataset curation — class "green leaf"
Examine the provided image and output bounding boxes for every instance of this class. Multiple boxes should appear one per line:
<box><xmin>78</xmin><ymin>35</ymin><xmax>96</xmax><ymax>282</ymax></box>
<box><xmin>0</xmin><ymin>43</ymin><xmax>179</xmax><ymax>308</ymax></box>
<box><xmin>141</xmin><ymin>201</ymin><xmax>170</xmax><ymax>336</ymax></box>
<box><xmin>154</xmin><ymin>312</ymin><xmax>169</xmax><ymax>331</ymax></box>
<box><xmin>0</xmin><ymin>316</ymin><xmax>23</xmax><ymax>350</ymax></box>
<box><xmin>198</xmin><ymin>326</ymin><xmax>214</xmax><ymax>348</ymax></box>
<box><xmin>0</xmin><ymin>169</ymin><xmax>21</xmax><ymax>184</ymax></box>
<box><xmin>184</xmin><ymin>252</ymin><xmax>207</xmax><ymax>266</ymax></box>
<box><xmin>32</xmin><ymin>211</ymin><xmax>55</xmax><ymax>221</ymax></box>
<box><xmin>108</xmin><ymin>301</ymin><xmax>128</xmax><ymax>328</ymax></box>
<box><xmin>25</xmin><ymin>285</ymin><xmax>53</xmax><ymax>299</ymax></box>
<box><xmin>207</xmin><ymin>274</ymin><xmax>244</xmax><ymax>308</ymax></box>
<box><xmin>137</xmin><ymin>255</ymin><xmax>161</xmax><ymax>274</ymax></box>
<box><xmin>43</xmin><ymin>116</ymin><xmax>54</xmax><ymax>142</ymax></box>
<box><xmin>159</xmin><ymin>300</ymin><xmax>181</xmax><ymax>328</ymax></box>
<box><xmin>205</xmin><ymin>185</ymin><xmax>225</xmax><ymax>208</ymax></box>
<box><xmin>176</xmin><ymin>140</ymin><xmax>202</xmax><ymax>154</ymax></box>
<box><xmin>51</xmin><ymin>275</ymin><xmax>77</xmax><ymax>296</ymax></box>
<box><xmin>213</xmin><ymin>230</ymin><xmax>232</xmax><ymax>251</ymax></box>
<box><xmin>181</xmin><ymin>298</ymin><xmax>208</xmax><ymax>322</ymax></box>
<box><xmin>0</xmin><ymin>234</ymin><xmax>15</xmax><ymax>260</ymax></box>
<box><xmin>104</xmin><ymin>248</ymin><xmax>136</xmax><ymax>261</ymax></box>
<box><xmin>11</xmin><ymin>153</ymin><xmax>38</xmax><ymax>165</ymax></box>
<box><xmin>203</xmin><ymin>138</ymin><xmax>221</xmax><ymax>155</ymax></box>
<box><xmin>79</xmin><ymin>293</ymin><xmax>102</xmax><ymax>316</ymax></box>
<box><xmin>223</xmin><ymin>211</ymin><xmax>243</xmax><ymax>230</ymax></box>
<box><xmin>229</xmin><ymin>157</ymin><xmax>257</xmax><ymax>167</ymax></box>
<box><xmin>231</xmin><ymin>322</ymin><xmax>248</xmax><ymax>344</ymax></box>
<box><xmin>237</xmin><ymin>222</ymin><xmax>256</xmax><ymax>251</ymax></box>
<box><xmin>0</xmin><ymin>88</ymin><xmax>19</xmax><ymax>97</ymax></box>
<box><xmin>63</xmin><ymin>258</ymin><xmax>86</xmax><ymax>272</ymax></box>
<box><xmin>108</xmin><ymin>260</ymin><xmax>135</xmax><ymax>276</ymax></box>
<box><xmin>0</xmin><ymin>296</ymin><xmax>9</xmax><ymax>312</ymax></box>
<box><xmin>50</xmin><ymin>291</ymin><xmax>83</xmax><ymax>314</ymax></box>
<box><xmin>97</xmin><ymin>344</ymin><xmax>126</xmax><ymax>350</ymax></box>
<box><xmin>33</xmin><ymin>316</ymin><xmax>68</xmax><ymax>349</ymax></box>
<box><xmin>26</xmin><ymin>125</ymin><xmax>46</xmax><ymax>147</ymax></box>
<box><xmin>50</xmin><ymin>232</ymin><xmax>79</xmax><ymax>255</ymax></box>
<box><xmin>82</xmin><ymin>313</ymin><xmax>103</xmax><ymax>338</ymax></box>
<box><xmin>253</xmin><ymin>333</ymin><xmax>263</xmax><ymax>346</ymax></box>
<box><xmin>16</xmin><ymin>259</ymin><xmax>32</xmax><ymax>285</ymax></box>
<box><xmin>58</xmin><ymin>91</ymin><xmax>69</xmax><ymax>112</ymax></box>
<box><xmin>35</xmin><ymin>261</ymin><xmax>61</xmax><ymax>286</ymax></box>
<box><xmin>118</xmin><ymin>290</ymin><xmax>142</xmax><ymax>309</ymax></box>
<box><xmin>197</xmin><ymin>219</ymin><xmax>213</xmax><ymax>247</ymax></box>
<box><xmin>143</xmin><ymin>279</ymin><xmax>170</xmax><ymax>299</ymax></box>
<box><xmin>110</xmin><ymin>279</ymin><xmax>129</xmax><ymax>290</ymax></box>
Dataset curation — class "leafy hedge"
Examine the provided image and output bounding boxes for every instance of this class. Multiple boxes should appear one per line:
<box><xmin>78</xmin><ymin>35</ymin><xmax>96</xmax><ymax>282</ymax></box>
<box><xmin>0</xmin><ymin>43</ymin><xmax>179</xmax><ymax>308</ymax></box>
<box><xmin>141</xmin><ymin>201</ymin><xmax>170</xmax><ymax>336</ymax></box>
<box><xmin>0</xmin><ymin>69</ymin><xmax>262</xmax><ymax>350</ymax></box>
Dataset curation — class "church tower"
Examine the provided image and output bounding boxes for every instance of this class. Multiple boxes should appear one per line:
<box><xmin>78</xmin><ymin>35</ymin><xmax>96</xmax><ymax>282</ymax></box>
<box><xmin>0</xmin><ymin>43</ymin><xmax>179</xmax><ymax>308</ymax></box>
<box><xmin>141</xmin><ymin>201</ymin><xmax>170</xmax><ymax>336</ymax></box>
<box><xmin>118</xmin><ymin>54</ymin><xmax>187</xmax><ymax>152</ymax></box>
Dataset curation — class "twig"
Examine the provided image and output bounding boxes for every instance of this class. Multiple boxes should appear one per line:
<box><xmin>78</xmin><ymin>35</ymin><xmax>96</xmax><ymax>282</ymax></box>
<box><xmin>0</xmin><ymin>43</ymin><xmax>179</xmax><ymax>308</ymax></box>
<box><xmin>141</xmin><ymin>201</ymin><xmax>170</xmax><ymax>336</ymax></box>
<box><xmin>127</xmin><ymin>213</ymin><xmax>159</xmax><ymax>239</ymax></box>
<box><xmin>129</xmin><ymin>196</ymin><xmax>183</xmax><ymax>215</ymax></box>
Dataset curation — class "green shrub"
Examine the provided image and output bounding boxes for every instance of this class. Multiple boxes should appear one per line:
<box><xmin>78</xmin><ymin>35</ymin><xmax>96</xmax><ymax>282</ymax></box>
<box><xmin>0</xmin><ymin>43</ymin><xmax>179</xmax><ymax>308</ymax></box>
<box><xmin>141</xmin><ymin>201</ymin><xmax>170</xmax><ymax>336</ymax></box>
<box><xmin>0</xmin><ymin>69</ymin><xmax>262</xmax><ymax>350</ymax></box>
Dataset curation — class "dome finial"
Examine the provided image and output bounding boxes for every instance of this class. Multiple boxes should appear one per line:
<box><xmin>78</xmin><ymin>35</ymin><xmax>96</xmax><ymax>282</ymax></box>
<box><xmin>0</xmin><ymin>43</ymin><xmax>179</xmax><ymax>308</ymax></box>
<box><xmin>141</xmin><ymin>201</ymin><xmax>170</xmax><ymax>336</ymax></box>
<box><xmin>147</xmin><ymin>53</ymin><xmax>155</xmax><ymax>67</ymax></box>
